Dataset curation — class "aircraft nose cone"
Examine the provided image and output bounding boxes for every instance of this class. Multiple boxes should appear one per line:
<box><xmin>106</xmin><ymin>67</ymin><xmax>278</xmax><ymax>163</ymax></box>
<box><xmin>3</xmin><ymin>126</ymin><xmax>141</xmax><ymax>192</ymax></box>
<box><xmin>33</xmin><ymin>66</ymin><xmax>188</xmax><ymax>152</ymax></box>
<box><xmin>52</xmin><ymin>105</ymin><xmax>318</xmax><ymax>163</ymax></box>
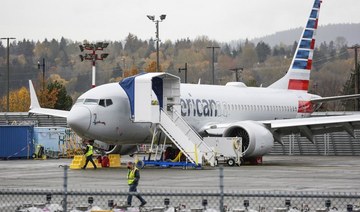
<box><xmin>68</xmin><ymin>106</ymin><xmax>92</xmax><ymax>133</ymax></box>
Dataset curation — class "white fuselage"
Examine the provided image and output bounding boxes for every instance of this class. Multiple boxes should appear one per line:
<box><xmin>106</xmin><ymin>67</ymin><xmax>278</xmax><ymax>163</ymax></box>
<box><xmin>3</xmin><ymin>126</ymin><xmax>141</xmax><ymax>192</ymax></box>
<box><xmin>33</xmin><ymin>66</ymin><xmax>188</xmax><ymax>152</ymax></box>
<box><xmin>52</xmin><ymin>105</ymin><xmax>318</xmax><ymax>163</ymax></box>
<box><xmin>67</xmin><ymin>82</ymin><xmax>317</xmax><ymax>145</ymax></box>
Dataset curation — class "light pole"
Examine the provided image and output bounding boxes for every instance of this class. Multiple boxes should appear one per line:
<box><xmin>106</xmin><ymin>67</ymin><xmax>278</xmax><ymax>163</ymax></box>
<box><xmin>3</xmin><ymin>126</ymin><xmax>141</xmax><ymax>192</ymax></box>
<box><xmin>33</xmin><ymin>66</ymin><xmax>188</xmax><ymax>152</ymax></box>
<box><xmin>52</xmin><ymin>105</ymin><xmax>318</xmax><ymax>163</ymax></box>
<box><xmin>1</xmin><ymin>37</ymin><xmax>16</xmax><ymax>112</ymax></box>
<box><xmin>229</xmin><ymin>67</ymin><xmax>243</xmax><ymax>82</ymax></box>
<box><xmin>349</xmin><ymin>44</ymin><xmax>360</xmax><ymax>110</ymax></box>
<box><xmin>147</xmin><ymin>14</ymin><xmax>166</xmax><ymax>72</ymax></box>
<box><xmin>37</xmin><ymin>58</ymin><xmax>46</xmax><ymax>92</ymax></box>
<box><xmin>79</xmin><ymin>42</ymin><xmax>109</xmax><ymax>88</ymax></box>
<box><xmin>178</xmin><ymin>63</ymin><xmax>188</xmax><ymax>83</ymax></box>
<box><xmin>207</xmin><ymin>46</ymin><xmax>220</xmax><ymax>85</ymax></box>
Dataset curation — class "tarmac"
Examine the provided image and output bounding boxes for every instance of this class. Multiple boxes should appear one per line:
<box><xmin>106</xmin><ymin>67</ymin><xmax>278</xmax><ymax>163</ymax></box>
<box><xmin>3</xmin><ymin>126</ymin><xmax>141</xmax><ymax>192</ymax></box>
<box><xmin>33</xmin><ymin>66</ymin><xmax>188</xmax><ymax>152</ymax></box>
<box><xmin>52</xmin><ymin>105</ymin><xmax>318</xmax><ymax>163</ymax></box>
<box><xmin>0</xmin><ymin>155</ymin><xmax>359</xmax><ymax>193</ymax></box>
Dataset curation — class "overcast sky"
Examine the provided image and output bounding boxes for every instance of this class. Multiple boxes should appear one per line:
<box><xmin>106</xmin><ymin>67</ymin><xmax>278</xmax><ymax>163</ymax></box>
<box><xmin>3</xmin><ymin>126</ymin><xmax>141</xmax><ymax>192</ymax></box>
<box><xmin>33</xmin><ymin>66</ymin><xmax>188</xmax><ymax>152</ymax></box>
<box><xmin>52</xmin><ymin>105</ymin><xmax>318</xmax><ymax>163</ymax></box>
<box><xmin>1</xmin><ymin>0</ymin><xmax>360</xmax><ymax>43</ymax></box>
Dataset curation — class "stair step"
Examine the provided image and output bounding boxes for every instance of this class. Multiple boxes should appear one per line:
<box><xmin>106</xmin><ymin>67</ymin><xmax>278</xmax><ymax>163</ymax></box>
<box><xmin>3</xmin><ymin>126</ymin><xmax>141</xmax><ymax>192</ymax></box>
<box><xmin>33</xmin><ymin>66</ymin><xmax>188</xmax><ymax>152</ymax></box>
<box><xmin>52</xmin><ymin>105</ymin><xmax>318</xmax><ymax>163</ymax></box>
<box><xmin>158</xmin><ymin>110</ymin><xmax>215</xmax><ymax>166</ymax></box>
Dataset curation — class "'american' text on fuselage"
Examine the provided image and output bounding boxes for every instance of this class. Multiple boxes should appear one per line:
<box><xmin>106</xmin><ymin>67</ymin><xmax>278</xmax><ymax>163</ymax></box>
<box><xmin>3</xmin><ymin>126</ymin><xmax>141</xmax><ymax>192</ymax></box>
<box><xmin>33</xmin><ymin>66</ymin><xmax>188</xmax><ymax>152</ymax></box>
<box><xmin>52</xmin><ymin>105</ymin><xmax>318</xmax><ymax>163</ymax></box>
<box><xmin>181</xmin><ymin>98</ymin><xmax>218</xmax><ymax>117</ymax></box>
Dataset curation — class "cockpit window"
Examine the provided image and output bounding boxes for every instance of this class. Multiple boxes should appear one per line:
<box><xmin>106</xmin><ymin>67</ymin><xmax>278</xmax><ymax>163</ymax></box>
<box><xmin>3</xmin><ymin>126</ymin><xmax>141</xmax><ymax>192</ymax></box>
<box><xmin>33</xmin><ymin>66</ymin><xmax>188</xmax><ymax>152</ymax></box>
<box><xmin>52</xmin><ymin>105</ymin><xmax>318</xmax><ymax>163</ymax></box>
<box><xmin>84</xmin><ymin>99</ymin><xmax>98</xmax><ymax>104</ymax></box>
<box><xmin>99</xmin><ymin>99</ymin><xmax>106</xmax><ymax>107</ymax></box>
<box><xmin>98</xmin><ymin>99</ymin><xmax>113</xmax><ymax>107</ymax></box>
<box><xmin>106</xmin><ymin>99</ymin><xmax>113</xmax><ymax>106</ymax></box>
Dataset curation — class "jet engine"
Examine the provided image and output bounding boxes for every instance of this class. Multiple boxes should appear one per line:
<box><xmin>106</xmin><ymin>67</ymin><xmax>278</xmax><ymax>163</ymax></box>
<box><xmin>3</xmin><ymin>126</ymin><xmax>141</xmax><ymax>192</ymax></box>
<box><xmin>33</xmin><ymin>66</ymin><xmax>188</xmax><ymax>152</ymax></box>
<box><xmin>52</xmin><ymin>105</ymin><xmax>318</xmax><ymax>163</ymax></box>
<box><xmin>222</xmin><ymin>121</ymin><xmax>274</xmax><ymax>158</ymax></box>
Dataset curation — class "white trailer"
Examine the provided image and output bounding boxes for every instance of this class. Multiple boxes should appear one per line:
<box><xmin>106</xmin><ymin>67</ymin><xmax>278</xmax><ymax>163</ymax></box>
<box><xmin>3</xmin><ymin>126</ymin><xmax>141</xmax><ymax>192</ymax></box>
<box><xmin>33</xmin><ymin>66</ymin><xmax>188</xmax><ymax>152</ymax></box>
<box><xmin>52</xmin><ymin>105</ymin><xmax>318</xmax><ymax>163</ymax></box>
<box><xmin>203</xmin><ymin>137</ymin><xmax>243</xmax><ymax>166</ymax></box>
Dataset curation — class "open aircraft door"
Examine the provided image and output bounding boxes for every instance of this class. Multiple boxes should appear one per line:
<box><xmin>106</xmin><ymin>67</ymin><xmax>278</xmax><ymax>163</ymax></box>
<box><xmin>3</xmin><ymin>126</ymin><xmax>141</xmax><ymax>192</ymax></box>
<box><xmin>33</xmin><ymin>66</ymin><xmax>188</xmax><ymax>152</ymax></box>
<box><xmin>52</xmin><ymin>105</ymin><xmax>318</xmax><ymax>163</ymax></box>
<box><xmin>120</xmin><ymin>72</ymin><xmax>181</xmax><ymax>123</ymax></box>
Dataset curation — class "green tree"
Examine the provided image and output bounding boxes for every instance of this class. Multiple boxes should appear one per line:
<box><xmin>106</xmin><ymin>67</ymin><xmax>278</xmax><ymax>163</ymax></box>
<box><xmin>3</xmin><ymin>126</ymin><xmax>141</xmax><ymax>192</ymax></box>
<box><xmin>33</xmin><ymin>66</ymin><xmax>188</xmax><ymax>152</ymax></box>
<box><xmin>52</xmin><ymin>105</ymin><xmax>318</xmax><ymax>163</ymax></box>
<box><xmin>14</xmin><ymin>39</ymin><xmax>34</xmax><ymax>60</ymax></box>
<box><xmin>255</xmin><ymin>41</ymin><xmax>271</xmax><ymax>63</ymax></box>
<box><xmin>328</xmin><ymin>41</ymin><xmax>336</xmax><ymax>61</ymax></box>
<box><xmin>124</xmin><ymin>33</ymin><xmax>144</xmax><ymax>54</ymax></box>
<box><xmin>239</xmin><ymin>41</ymin><xmax>258</xmax><ymax>68</ymax></box>
<box><xmin>144</xmin><ymin>38</ymin><xmax>155</xmax><ymax>58</ymax></box>
<box><xmin>291</xmin><ymin>41</ymin><xmax>298</xmax><ymax>57</ymax></box>
<box><xmin>58</xmin><ymin>37</ymin><xmax>69</xmax><ymax>66</ymax></box>
<box><xmin>47</xmin><ymin>80</ymin><xmax>73</xmax><ymax>110</ymax></box>
<box><xmin>338</xmin><ymin>46</ymin><xmax>350</xmax><ymax>60</ymax></box>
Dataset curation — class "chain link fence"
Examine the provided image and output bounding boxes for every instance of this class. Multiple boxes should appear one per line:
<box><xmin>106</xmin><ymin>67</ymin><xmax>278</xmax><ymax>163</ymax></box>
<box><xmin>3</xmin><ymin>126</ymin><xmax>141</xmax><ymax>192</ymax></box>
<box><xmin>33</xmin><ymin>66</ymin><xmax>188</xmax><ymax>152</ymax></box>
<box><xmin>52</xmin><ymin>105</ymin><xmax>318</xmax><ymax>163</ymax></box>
<box><xmin>1</xmin><ymin>189</ymin><xmax>360</xmax><ymax>212</ymax></box>
<box><xmin>1</xmin><ymin>166</ymin><xmax>360</xmax><ymax>212</ymax></box>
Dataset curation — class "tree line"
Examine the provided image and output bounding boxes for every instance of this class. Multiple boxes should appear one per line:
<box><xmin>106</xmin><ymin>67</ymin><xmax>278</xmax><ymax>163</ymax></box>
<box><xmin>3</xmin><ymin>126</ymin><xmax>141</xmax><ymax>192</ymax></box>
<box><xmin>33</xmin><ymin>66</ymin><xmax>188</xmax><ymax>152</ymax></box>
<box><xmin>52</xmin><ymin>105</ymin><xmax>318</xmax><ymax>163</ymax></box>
<box><xmin>0</xmin><ymin>34</ymin><xmax>356</xmax><ymax>112</ymax></box>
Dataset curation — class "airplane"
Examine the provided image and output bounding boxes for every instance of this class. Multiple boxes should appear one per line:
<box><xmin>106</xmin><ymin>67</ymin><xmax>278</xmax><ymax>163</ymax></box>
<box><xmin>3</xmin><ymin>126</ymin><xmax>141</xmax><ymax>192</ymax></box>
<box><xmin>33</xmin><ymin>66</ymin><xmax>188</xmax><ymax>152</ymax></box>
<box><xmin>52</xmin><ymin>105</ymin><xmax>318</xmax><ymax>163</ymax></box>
<box><xmin>29</xmin><ymin>0</ymin><xmax>360</xmax><ymax>163</ymax></box>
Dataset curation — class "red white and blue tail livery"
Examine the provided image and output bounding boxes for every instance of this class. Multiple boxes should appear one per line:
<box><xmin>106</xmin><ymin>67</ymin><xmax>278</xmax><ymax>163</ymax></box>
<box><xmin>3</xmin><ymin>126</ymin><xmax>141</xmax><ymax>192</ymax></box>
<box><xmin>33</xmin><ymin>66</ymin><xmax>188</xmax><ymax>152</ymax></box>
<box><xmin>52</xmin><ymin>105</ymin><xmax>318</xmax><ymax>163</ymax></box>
<box><xmin>269</xmin><ymin>0</ymin><xmax>321</xmax><ymax>91</ymax></box>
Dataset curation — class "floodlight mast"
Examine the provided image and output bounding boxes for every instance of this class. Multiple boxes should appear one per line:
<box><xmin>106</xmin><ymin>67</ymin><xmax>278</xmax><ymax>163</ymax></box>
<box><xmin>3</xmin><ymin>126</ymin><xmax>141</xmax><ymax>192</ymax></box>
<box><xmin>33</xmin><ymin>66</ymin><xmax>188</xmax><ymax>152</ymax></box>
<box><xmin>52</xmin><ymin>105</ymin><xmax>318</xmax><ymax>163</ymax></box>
<box><xmin>147</xmin><ymin>14</ymin><xmax>166</xmax><ymax>72</ymax></box>
<box><xmin>1</xmin><ymin>37</ymin><xmax>16</xmax><ymax>112</ymax></box>
<box><xmin>79</xmin><ymin>42</ymin><xmax>109</xmax><ymax>88</ymax></box>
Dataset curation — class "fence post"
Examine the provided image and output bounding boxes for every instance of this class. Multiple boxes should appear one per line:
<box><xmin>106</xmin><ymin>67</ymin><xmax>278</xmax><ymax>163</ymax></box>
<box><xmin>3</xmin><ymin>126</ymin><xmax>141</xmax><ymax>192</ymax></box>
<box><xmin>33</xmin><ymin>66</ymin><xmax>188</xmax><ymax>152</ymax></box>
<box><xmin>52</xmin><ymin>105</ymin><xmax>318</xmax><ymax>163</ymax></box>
<box><xmin>219</xmin><ymin>166</ymin><xmax>224</xmax><ymax>212</ymax></box>
<box><xmin>62</xmin><ymin>165</ymin><xmax>69</xmax><ymax>211</ymax></box>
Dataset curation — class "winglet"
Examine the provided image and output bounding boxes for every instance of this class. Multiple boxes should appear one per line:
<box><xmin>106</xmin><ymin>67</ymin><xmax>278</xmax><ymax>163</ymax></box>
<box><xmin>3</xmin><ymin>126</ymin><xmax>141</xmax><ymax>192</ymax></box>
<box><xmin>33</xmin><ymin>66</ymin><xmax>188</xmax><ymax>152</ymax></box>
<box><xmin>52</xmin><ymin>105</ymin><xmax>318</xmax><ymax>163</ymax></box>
<box><xmin>29</xmin><ymin>80</ymin><xmax>41</xmax><ymax>109</ymax></box>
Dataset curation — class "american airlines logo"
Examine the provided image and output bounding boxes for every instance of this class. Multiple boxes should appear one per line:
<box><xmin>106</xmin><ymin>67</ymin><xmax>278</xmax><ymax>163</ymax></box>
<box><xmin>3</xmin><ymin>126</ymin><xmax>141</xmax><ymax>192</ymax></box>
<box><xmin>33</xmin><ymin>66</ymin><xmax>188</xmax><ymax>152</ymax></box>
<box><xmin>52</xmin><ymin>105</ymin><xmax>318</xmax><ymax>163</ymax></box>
<box><xmin>180</xmin><ymin>98</ymin><xmax>218</xmax><ymax>117</ymax></box>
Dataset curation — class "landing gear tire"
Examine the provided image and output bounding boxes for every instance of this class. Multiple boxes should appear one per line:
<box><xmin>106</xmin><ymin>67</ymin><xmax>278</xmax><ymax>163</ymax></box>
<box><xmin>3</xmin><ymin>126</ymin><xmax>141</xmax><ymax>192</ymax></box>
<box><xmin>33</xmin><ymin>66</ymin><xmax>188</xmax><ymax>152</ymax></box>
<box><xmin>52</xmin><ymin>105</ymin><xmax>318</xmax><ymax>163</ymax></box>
<box><xmin>227</xmin><ymin>158</ymin><xmax>235</xmax><ymax>167</ymax></box>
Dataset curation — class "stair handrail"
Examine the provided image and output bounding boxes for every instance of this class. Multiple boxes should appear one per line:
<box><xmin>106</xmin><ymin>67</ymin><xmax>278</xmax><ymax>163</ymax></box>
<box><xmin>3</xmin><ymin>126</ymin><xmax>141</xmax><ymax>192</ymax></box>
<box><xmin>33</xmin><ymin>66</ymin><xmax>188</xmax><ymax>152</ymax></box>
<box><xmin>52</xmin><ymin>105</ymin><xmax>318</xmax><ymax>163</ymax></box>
<box><xmin>170</xmin><ymin>108</ymin><xmax>214</xmax><ymax>154</ymax></box>
<box><xmin>158</xmin><ymin>113</ymin><xmax>196</xmax><ymax>164</ymax></box>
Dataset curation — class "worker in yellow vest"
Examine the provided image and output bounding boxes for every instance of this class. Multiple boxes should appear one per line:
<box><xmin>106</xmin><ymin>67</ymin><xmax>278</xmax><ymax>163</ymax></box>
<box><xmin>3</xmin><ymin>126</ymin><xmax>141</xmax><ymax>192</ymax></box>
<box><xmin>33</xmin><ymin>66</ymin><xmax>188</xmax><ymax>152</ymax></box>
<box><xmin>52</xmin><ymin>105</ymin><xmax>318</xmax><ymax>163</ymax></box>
<box><xmin>126</xmin><ymin>161</ymin><xmax>146</xmax><ymax>207</ymax></box>
<box><xmin>81</xmin><ymin>140</ymin><xmax>97</xmax><ymax>170</ymax></box>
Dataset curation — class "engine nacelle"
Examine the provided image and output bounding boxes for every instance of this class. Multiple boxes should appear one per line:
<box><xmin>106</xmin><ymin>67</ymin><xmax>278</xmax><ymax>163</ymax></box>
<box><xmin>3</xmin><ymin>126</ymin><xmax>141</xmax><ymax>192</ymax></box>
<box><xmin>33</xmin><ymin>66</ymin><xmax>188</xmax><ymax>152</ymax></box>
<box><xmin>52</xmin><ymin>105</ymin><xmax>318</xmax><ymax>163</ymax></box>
<box><xmin>223</xmin><ymin>121</ymin><xmax>274</xmax><ymax>158</ymax></box>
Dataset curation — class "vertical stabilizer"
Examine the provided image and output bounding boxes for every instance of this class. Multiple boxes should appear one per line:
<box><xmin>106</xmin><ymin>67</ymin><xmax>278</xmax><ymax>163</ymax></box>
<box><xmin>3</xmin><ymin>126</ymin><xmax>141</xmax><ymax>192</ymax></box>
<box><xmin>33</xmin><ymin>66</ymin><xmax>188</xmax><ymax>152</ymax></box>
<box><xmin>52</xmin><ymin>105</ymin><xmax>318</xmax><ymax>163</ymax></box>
<box><xmin>268</xmin><ymin>0</ymin><xmax>322</xmax><ymax>91</ymax></box>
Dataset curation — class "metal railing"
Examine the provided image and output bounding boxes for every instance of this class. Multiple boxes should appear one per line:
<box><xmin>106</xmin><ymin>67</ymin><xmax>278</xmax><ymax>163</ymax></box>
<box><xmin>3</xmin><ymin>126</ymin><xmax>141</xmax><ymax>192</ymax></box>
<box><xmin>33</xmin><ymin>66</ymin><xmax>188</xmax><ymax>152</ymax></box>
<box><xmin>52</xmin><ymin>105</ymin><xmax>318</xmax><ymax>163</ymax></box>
<box><xmin>1</xmin><ymin>166</ymin><xmax>359</xmax><ymax>212</ymax></box>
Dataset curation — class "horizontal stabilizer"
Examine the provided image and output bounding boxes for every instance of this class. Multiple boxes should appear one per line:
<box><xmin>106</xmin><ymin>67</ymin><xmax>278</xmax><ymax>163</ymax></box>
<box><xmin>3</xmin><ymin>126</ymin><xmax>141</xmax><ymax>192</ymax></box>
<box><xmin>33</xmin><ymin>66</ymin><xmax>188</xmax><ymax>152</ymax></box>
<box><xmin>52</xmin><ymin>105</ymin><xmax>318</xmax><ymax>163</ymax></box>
<box><xmin>310</xmin><ymin>94</ymin><xmax>360</xmax><ymax>103</ymax></box>
<box><xmin>28</xmin><ymin>80</ymin><xmax>70</xmax><ymax>118</ymax></box>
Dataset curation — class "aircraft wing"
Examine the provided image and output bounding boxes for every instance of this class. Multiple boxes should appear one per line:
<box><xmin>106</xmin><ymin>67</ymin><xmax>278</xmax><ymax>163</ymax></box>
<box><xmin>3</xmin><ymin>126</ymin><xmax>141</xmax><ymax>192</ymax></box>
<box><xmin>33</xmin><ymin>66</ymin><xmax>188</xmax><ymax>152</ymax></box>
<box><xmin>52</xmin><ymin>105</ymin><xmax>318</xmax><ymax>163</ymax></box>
<box><xmin>202</xmin><ymin>114</ymin><xmax>360</xmax><ymax>143</ymax></box>
<box><xmin>28</xmin><ymin>80</ymin><xmax>69</xmax><ymax>118</ymax></box>
<box><xmin>263</xmin><ymin>115</ymin><xmax>360</xmax><ymax>143</ymax></box>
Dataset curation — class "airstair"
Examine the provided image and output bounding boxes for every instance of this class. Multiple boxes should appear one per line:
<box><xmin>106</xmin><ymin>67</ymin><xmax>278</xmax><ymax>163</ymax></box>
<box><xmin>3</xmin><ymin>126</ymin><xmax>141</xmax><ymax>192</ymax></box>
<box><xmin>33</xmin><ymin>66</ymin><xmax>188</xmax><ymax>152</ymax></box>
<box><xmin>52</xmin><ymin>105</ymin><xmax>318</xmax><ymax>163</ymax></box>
<box><xmin>120</xmin><ymin>73</ymin><xmax>216</xmax><ymax>166</ymax></box>
<box><xmin>159</xmin><ymin>108</ymin><xmax>215</xmax><ymax>166</ymax></box>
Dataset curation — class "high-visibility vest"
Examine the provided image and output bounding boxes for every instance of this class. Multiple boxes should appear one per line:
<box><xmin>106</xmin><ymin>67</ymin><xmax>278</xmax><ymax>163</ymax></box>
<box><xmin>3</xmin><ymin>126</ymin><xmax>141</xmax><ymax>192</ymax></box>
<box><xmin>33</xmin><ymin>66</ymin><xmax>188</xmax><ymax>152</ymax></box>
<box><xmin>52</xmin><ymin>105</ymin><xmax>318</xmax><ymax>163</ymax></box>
<box><xmin>85</xmin><ymin>145</ymin><xmax>93</xmax><ymax>157</ymax></box>
<box><xmin>127</xmin><ymin>168</ymin><xmax>138</xmax><ymax>185</ymax></box>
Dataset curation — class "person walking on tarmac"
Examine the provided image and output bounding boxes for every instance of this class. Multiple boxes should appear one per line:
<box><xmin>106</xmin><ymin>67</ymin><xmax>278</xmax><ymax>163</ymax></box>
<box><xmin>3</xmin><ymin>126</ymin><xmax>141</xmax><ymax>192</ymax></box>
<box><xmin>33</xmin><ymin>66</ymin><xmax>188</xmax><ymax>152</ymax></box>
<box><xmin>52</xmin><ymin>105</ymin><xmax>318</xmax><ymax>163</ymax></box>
<box><xmin>126</xmin><ymin>161</ymin><xmax>146</xmax><ymax>207</ymax></box>
<box><xmin>82</xmin><ymin>140</ymin><xmax>97</xmax><ymax>169</ymax></box>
